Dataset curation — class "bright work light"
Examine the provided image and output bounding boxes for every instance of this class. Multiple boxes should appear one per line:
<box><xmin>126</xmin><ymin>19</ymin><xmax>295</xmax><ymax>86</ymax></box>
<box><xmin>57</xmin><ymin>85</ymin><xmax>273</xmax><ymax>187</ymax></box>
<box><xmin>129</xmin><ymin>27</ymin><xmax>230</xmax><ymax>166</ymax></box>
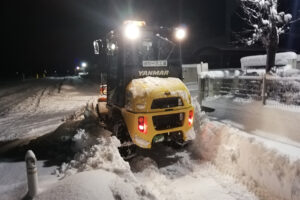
<box><xmin>123</xmin><ymin>20</ymin><xmax>145</xmax><ymax>40</ymax></box>
<box><xmin>124</xmin><ymin>23</ymin><xmax>140</xmax><ymax>40</ymax></box>
<box><xmin>175</xmin><ymin>27</ymin><xmax>187</xmax><ymax>41</ymax></box>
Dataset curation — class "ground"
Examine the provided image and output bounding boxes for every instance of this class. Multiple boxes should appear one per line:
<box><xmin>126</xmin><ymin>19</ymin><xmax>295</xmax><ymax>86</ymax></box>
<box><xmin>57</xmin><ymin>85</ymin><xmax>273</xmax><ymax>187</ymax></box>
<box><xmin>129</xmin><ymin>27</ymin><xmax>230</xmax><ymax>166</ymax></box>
<box><xmin>0</xmin><ymin>76</ymin><xmax>299</xmax><ymax>200</ymax></box>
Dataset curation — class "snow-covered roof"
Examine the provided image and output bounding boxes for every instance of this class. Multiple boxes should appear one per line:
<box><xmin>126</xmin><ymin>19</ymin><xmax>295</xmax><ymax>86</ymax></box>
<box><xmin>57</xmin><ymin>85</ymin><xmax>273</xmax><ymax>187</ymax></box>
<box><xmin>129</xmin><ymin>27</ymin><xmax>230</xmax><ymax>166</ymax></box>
<box><xmin>241</xmin><ymin>52</ymin><xmax>298</xmax><ymax>69</ymax></box>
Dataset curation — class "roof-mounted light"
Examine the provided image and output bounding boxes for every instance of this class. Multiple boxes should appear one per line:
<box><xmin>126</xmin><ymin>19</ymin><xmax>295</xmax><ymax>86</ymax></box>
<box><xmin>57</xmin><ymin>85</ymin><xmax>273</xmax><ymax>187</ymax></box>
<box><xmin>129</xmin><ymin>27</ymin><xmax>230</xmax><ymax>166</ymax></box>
<box><xmin>123</xmin><ymin>20</ymin><xmax>145</xmax><ymax>40</ymax></box>
<box><xmin>175</xmin><ymin>27</ymin><xmax>187</xmax><ymax>41</ymax></box>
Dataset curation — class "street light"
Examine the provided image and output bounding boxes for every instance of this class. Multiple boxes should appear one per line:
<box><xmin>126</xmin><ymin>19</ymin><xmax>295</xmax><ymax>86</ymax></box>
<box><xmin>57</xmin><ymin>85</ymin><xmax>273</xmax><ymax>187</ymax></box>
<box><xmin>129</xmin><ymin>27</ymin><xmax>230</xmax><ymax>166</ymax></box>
<box><xmin>81</xmin><ymin>62</ymin><xmax>87</xmax><ymax>68</ymax></box>
<box><xmin>76</xmin><ymin>66</ymin><xmax>80</xmax><ymax>70</ymax></box>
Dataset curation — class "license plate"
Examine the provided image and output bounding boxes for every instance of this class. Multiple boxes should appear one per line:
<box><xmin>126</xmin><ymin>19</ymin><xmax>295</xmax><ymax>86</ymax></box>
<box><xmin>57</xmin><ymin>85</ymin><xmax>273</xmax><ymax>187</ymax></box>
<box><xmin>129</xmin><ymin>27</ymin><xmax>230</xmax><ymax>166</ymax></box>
<box><xmin>143</xmin><ymin>60</ymin><xmax>167</xmax><ymax>67</ymax></box>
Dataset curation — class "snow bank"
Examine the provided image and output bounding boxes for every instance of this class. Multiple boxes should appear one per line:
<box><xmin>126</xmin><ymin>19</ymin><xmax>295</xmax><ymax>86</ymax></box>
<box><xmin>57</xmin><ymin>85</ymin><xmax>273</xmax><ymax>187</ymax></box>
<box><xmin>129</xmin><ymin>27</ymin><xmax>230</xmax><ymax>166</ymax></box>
<box><xmin>192</xmin><ymin>120</ymin><xmax>300</xmax><ymax>200</ymax></box>
<box><xmin>40</xmin><ymin>136</ymin><xmax>155</xmax><ymax>200</ymax></box>
<box><xmin>58</xmin><ymin>136</ymin><xmax>130</xmax><ymax>176</ymax></box>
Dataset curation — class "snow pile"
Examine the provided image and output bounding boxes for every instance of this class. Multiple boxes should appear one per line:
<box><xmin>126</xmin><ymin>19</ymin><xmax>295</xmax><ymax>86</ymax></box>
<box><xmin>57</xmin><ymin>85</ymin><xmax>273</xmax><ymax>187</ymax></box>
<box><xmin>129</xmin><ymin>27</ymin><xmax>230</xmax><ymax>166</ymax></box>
<box><xmin>70</xmin><ymin>129</ymin><xmax>98</xmax><ymax>152</ymax></box>
<box><xmin>40</xmin><ymin>136</ymin><xmax>155</xmax><ymax>200</ymax></box>
<box><xmin>57</xmin><ymin>136</ymin><xmax>130</xmax><ymax>177</ymax></box>
<box><xmin>192</xmin><ymin>121</ymin><xmax>300</xmax><ymax>200</ymax></box>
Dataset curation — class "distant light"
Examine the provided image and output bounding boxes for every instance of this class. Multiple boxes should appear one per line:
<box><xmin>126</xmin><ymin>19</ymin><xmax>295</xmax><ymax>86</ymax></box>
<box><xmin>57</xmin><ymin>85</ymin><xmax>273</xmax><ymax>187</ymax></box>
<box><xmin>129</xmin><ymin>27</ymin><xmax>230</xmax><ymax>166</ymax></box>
<box><xmin>175</xmin><ymin>27</ymin><xmax>187</xmax><ymax>41</ymax></box>
<box><xmin>76</xmin><ymin>66</ymin><xmax>80</xmax><ymax>70</ymax></box>
<box><xmin>81</xmin><ymin>62</ymin><xmax>87</xmax><ymax>68</ymax></box>
<box><xmin>124</xmin><ymin>23</ymin><xmax>140</xmax><ymax>40</ymax></box>
<box><xmin>111</xmin><ymin>43</ymin><xmax>116</xmax><ymax>50</ymax></box>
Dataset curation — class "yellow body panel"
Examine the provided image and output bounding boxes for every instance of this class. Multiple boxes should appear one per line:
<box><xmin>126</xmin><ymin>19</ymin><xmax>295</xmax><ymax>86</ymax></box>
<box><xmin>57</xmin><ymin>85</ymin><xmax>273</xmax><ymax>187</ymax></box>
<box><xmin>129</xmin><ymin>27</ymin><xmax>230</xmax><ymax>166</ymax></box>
<box><xmin>122</xmin><ymin>107</ymin><xmax>194</xmax><ymax>148</ymax></box>
<box><xmin>122</xmin><ymin>77</ymin><xmax>194</xmax><ymax>149</ymax></box>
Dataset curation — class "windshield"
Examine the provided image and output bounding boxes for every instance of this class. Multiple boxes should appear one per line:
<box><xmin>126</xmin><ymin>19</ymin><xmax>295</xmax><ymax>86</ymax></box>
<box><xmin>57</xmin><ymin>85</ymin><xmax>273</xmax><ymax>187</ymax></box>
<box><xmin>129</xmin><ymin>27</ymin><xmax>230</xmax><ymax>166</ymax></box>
<box><xmin>138</xmin><ymin>33</ymin><xmax>176</xmax><ymax>61</ymax></box>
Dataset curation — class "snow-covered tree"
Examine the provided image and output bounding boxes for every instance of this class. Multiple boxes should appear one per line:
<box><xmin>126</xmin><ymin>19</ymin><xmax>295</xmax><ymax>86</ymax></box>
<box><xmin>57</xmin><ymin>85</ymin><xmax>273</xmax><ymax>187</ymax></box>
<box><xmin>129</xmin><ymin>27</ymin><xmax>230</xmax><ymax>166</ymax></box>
<box><xmin>238</xmin><ymin>0</ymin><xmax>293</xmax><ymax>73</ymax></box>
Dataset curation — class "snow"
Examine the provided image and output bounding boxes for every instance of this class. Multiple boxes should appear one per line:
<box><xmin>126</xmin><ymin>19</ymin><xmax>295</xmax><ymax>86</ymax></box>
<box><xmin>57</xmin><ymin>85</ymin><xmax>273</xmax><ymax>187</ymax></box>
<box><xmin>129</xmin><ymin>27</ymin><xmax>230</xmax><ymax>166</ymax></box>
<box><xmin>265</xmin><ymin>100</ymin><xmax>300</xmax><ymax>113</ymax></box>
<box><xmin>203</xmin><ymin>96</ymin><xmax>300</xmax><ymax>146</ymax></box>
<box><xmin>240</xmin><ymin>52</ymin><xmax>298</xmax><ymax>69</ymax></box>
<box><xmin>0</xmin><ymin>77</ymin><xmax>98</xmax><ymax>142</ymax></box>
<box><xmin>51</xmin><ymin>135</ymin><xmax>258</xmax><ymax>200</ymax></box>
<box><xmin>193</xmin><ymin>121</ymin><xmax>300</xmax><ymax>200</ymax></box>
<box><xmin>0</xmin><ymin>160</ymin><xmax>58</xmax><ymax>200</ymax></box>
<box><xmin>37</xmin><ymin>170</ymin><xmax>137</xmax><ymax>200</ymax></box>
<box><xmin>200</xmin><ymin>70</ymin><xmax>226</xmax><ymax>78</ymax></box>
<box><xmin>276</xmin><ymin>65</ymin><xmax>300</xmax><ymax>77</ymax></box>
<box><xmin>1</xmin><ymin>76</ymin><xmax>300</xmax><ymax>200</ymax></box>
<box><xmin>135</xmin><ymin>153</ymin><xmax>258</xmax><ymax>200</ymax></box>
<box><xmin>126</xmin><ymin>77</ymin><xmax>190</xmax><ymax>111</ymax></box>
<box><xmin>129</xmin><ymin>77</ymin><xmax>186</xmax><ymax>98</ymax></box>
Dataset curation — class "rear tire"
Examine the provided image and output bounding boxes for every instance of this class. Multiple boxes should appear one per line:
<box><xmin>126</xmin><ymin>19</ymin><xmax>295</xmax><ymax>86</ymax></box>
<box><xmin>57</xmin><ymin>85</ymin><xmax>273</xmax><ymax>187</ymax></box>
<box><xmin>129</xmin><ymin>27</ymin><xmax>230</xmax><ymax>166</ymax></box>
<box><xmin>113</xmin><ymin>120</ymin><xmax>137</xmax><ymax>160</ymax></box>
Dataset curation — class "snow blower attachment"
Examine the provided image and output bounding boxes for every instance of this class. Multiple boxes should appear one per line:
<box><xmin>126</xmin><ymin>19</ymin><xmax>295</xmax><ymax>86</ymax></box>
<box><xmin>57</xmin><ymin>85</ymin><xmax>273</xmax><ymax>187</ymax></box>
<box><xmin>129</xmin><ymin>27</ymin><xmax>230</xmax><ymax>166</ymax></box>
<box><xmin>93</xmin><ymin>20</ymin><xmax>194</xmax><ymax>159</ymax></box>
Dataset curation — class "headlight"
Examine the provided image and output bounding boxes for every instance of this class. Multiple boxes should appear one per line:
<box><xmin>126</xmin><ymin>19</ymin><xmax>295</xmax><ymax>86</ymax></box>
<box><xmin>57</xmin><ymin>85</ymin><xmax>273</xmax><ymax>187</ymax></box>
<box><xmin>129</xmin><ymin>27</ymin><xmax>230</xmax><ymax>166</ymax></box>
<box><xmin>175</xmin><ymin>27</ymin><xmax>187</xmax><ymax>41</ymax></box>
<box><xmin>124</xmin><ymin>23</ymin><xmax>140</xmax><ymax>40</ymax></box>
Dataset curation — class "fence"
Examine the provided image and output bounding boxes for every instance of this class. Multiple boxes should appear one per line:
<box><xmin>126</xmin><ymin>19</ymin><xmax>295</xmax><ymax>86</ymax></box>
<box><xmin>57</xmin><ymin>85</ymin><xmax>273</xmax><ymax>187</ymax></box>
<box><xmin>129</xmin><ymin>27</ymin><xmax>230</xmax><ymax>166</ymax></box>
<box><xmin>198</xmin><ymin>75</ymin><xmax>300</xmax><ymax>106</ymax></box>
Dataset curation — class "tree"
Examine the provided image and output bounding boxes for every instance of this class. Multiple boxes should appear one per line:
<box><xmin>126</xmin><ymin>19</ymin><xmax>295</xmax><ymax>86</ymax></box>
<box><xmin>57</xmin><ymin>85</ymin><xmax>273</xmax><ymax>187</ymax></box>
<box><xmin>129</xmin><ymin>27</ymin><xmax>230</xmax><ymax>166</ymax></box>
<box><xmin>238</xmin><ymin>0</ymin><xmax>293</xmax><ymax>73</ymax></box>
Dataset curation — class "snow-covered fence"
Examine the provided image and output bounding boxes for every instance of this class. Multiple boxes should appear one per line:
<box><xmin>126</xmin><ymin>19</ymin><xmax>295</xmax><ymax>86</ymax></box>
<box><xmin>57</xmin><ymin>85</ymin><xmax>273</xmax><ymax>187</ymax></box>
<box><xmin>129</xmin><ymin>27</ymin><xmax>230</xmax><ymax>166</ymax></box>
<box><xmin>199</xmin><ymin>74</ymin><xmax>300</xmax><ymax>105</ymax></box>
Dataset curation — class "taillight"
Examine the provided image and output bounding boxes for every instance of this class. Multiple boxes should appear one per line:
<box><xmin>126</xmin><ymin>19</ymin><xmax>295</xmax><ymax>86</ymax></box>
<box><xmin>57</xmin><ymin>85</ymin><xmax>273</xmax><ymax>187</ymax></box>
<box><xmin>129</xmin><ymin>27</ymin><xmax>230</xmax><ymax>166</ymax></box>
<box><xmin>188</xmin><ymin>110</ymin><xmax>194</xmax><ymax>126</ymax></box>
<box><xmin>138</xmin><ymin>116</ymin><xmax>147</xmax><ymax>134</ymax></box>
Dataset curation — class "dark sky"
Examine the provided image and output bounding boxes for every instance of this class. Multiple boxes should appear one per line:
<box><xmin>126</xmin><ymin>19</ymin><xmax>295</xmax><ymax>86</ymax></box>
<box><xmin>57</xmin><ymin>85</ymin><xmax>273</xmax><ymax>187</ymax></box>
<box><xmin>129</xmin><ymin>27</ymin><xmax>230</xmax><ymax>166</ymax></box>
<box><xmin>3</xmin><ymin>0</ymin><xmax>300</xmax><ymax>77</ymax></box>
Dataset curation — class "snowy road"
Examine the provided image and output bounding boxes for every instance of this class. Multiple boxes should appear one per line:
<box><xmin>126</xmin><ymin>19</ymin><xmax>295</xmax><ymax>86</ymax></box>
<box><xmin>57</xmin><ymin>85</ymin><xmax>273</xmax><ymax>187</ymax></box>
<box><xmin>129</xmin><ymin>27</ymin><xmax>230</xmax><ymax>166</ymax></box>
<box><xmin>0</xmin><ymin>77</ymin><xmax>98</xmax><ymax>143</ymax></box>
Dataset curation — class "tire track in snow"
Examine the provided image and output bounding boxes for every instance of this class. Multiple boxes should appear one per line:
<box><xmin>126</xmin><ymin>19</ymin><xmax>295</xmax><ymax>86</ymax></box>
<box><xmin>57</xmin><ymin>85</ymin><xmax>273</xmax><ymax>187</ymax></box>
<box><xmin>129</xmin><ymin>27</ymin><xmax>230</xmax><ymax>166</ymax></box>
<box><xmin>0</xmin><ymin>77</ymin><xmax>98</xmax><ymax>142</ymax></box>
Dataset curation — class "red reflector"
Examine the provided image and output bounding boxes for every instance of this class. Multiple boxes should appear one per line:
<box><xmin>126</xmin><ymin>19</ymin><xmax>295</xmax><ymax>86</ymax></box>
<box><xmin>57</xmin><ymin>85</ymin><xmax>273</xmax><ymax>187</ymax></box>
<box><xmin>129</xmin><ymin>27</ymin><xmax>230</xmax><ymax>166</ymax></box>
<box><xmin>138</xmin><ymin>117</ymin><xmax>144</xmax><ymax>124</ymax></box>
<box><xmin>138</xmin><ymin>116</ymin><xmax>147</xmax><ymax>134</ymax></box>
<box><xmin>188</xmin><ymin>110</ymin><xmax>194</xmax><ymax>126</ymax></box>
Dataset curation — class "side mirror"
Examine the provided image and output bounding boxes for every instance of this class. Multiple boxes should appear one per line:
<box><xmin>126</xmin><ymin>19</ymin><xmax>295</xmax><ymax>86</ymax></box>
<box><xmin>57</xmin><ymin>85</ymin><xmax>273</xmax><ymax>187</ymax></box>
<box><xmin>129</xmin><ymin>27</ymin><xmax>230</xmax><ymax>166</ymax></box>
<box><xmin>93</xmin><ymin>39</ymin><xmax>103</xmax><ymax>55</ymax></box>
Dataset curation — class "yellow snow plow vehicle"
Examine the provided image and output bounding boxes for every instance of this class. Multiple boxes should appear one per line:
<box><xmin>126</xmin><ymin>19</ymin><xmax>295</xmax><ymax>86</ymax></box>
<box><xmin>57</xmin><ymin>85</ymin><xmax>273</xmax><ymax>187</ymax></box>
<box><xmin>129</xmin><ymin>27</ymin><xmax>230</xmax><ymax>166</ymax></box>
<box><xmin>93</xmin><ymin>21</ymin><xmax>194</xmax><ymax>158</ymax></box>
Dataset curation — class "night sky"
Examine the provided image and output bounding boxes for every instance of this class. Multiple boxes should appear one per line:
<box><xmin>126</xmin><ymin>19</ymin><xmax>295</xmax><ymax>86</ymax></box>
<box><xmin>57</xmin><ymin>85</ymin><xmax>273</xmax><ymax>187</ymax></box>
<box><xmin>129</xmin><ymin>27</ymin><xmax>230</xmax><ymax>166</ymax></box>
<box><xmin>3</xmin><ymin>0</ymin><xmax>300</xmax><ymax>78</ymax></box>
